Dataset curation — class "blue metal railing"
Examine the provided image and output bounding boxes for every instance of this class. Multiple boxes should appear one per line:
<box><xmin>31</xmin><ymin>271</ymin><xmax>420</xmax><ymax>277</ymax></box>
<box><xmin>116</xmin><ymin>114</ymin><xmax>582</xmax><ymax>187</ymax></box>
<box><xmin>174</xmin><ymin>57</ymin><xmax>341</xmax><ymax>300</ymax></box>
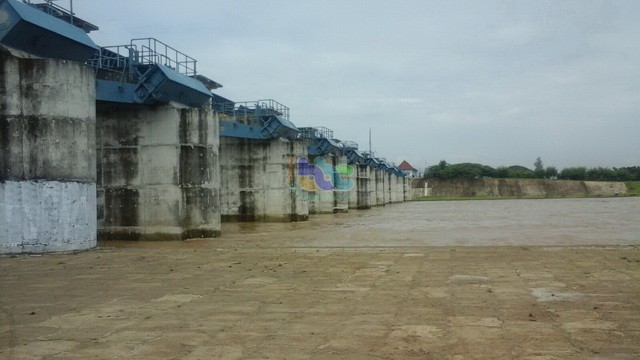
<box><xmin>23</xmin><ymin>0</ymin><xmax>74</xmax><ymax>24</ymax></box>
<box><xmin>130</xmin><ymin>38</ymin><xmax>197</xmax><ymax>77</ymax></box>
<box><xmin>89</xmin><ymin>38</ymin><xmax>198</xmax><ymax>77</ymax></box>
<box><xmin>299</xmin><ymin>127</ymin><xmax>334</xmax><ymax>140</ymax></box>
<box><xmin>218</xmin><ymin>99</ymin><xmax>290</xmax><ymax>122</ymax></box>
<box><xmin>22</xmin><ymin>0</ymin><xmax>99</xmax><ymax>32</ymax></box>
<box><xmin>341</xmin><ymin>140</ymin><xmax>358</xmax><ymax>150</ymax></box>
<box><xmin>89</xmin><ymin>45</ymin><xmax>134</xmax><ymax>72</ymax></box>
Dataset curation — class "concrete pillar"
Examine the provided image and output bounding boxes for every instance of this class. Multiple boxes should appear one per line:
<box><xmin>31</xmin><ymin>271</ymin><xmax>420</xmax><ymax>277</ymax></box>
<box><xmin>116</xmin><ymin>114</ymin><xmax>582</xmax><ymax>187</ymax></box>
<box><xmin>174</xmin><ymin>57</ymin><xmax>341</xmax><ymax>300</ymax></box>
<box><xmin>403</xmin><ymin>177</ymin><xmax>411</xmax><ymax>201</ymax></box>
<box><xmin>389</xmin><ymin>174</ymin><xmax>396</xmax><ymax>203</ymax></box>
<box><xmin>333</xmin><ymin>155</ymin><xmax>349</xmax><ymax>212</ymax></box>
<box><xmin>0</xmin><ymin>47</ymin><xmax>96</xmax><ymax>253</ymax></box>
<box><xmin>219</xmin><ymin>138</ymin><xmax>308</xmax><ymax>222</ymax></box>
<box><xmin>349</xmin><ymin>164</ymin><xmax>371</xmax><ymax>209</ymax></box>
<box><xmin>307</xmin><ymin>154</ymin><xmax>336</xmax><ymax>214</ymax></box>
<box><xmin>367</xmin><ymin>166</ymin><xmax>376</xmax><ymax>206</ymax></box>
<box><xmin>374</xmin><ymin>168</ymin><xmax>386</xmax><ymax>206</ymax></box>
<box><xmin>348</xmin><ymin>165</ymin><xmax>359</xmax><ymax>210</ymax></box>
<box><xmin>386</xmin><ymin>173</ymin><xmax>393</xmax><ymax>204</ymax></box>
<box><xmin>388</xmin><ymin>174</ymin><xmax>403</xmax><ymax>203</ymax></box>
<box><xmin>96</xmin><ymin>103</ymin><xmax>220</xmax><ymax>240</ymax></box>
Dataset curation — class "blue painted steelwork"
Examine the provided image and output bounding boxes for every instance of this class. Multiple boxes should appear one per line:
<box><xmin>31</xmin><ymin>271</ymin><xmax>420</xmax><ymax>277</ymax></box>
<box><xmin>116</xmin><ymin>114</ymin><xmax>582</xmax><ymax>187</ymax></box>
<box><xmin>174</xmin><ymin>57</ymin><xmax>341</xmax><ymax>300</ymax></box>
<box><xmin>393</xmin><ymin>166</ymin><xmax>406</xmax><ymax>177</ymax></box>
<box><xmin>133</xmin><ymin>64</ymin><xmax>211</xmax><ymax>107</ymax></box>
<box><xmin>89</xmin><ymin>38</ymin><xmax>212</xmax><ymax>108</ymax></box>
<box><xmin>23</xmin><ymin>0</ymin><xmax>98</xmax><ymax>33</ymax></box>
<box><xmin>219</xmin><ymin>120</ymin><xmax>264</xmax><ymax>140</ymax></box>
<box><xmin>364</xmin><ymin>155</ymin><xmax>380</xmax><ymax>169</ymax></box>
<box><xmin>378</xmin><ymin>160</ymin><xmax>391</xmax><ymax>172</ymax></box>
<box><xmin>212</xmin><ymin>93</ymin><xmax>235</xmax><ymax>114</ymax></box>
<box><xmin>340</xmin><ymin>141</ymin><xmax>365</xmax><ymax>164</ymax></box>
<box><xmin>299</xmin><ymin>127</ymin><xmax>344</xmax><ymax>156</ymax></box>
<box><xmin>347</xmin><ymin>151</ymin><xmax>365</xmax><ymax>164</ymax></box>
<box><xmin>362</xmin><ymin>153</ymin><xmax>402</xmax><ymax>176</ymax></box>
<box><xmin>341</xmin><ymin>140</ymin><xmax>358</xmax><ymax>150</ymax></box>
<box><xmin>130</xmin><ymin>37</ymin><xmax>197</xmax><ymax>77</ymax></box>
<box><xmin>217</xmin><ymin>99</ymin><xmax>299</xmax><ymax>140</ymax></box>
<box><xmin>0</xmin><ymin>0</ymin><xmax>98</xmax><ymax>61</ymax></box>
<box><xmin>345</xmin><ymin>149</ymin><xmax>365</xmax><ymax>164</ymax></box>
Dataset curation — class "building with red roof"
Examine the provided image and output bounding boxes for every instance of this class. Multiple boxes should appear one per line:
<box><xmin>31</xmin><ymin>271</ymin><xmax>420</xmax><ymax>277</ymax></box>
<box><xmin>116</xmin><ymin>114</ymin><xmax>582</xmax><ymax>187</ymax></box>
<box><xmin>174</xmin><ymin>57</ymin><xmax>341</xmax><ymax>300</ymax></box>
<box><xmin>398</xmin><ymin>160</ymin><xmax>419</xmax><ymax>177</ymax></box>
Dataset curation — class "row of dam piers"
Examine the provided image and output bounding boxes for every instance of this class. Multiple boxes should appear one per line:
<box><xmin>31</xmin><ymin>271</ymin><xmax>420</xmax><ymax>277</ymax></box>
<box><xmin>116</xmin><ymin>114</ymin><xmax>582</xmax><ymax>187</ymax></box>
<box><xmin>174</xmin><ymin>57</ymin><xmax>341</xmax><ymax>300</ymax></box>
<box><xmin>1</xmin><ymin>35</ymin><xmax>408</xmax><ymax>253</ymax></box>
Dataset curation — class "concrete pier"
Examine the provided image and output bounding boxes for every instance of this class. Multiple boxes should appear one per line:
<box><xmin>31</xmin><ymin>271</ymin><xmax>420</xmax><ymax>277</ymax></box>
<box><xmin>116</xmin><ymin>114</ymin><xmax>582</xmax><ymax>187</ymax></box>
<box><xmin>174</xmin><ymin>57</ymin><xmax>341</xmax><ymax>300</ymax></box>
<box><xmin>390</xmin><ymin>174</ymin><xmax>405</xmax><ymax>203</ymax></box>
<box><xmin>373</xmin><ymin>168</ymin><xmax>387</xmax><ymax>206</ymax></box>
<box><xmin>348</xmin><ymin>164</ymin><xmax>372</xmax><ymax>210</ymax></box>
<box><xmin>333</xmin><ymin>155</ymin><xmax>350</xmax><ymax>212</ymax></box>
<box><xmin>403</xmin><ymin>176</ymin><xmax>411</xmax><ymax>201</ymax></box>
<box><xmin>96</xmin><ymin>103</ymin><xmax>220</xmax><ymax>240</ymax></box>
<box><xmin>219</xmin><ymin>138</ymin><xmax>308</xmax><ymax>222</ymax></box>
<box><xmin>0</xmin><ymin>47</ymin><xmax>96</xmax><ymax>253</ymax></box>
<box><xmin>306</xmin><ymin>154</ymin><xmax>345</xmax><ymax>214</ymax></box>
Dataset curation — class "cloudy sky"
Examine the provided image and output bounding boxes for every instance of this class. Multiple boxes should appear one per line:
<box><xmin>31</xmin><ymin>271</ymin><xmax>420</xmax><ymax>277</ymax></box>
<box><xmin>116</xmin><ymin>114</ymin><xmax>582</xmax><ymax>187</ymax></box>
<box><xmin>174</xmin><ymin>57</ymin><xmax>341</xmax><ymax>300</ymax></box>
<box><xmin>75</xmin><ymin>0</ymin><xmax>639</xmax><ymax>170</ymax></box>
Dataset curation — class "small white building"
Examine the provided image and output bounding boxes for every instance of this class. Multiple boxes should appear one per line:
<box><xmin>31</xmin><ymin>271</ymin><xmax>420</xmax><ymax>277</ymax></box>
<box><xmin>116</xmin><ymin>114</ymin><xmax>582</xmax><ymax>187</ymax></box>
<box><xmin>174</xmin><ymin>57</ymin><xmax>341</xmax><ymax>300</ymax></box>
<box><xmin>399</xmin><ymin>160</ymin><xmax>419</xmax><ymax>177</ymax></box>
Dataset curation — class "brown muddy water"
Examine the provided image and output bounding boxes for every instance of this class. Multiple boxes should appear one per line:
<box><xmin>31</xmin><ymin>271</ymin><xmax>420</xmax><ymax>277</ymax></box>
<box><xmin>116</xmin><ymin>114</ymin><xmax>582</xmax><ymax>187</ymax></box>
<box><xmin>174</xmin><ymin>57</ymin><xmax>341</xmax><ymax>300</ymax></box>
<box><xmin>100</xmin><ymin>197</ymin><xmax>640</xmax><ymax>248</ymax></box>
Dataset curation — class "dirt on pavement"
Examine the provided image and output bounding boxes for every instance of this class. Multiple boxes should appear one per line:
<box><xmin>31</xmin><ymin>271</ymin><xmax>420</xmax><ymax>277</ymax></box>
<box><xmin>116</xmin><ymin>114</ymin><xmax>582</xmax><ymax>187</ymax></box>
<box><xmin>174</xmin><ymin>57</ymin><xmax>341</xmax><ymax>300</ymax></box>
<box><xmin>1</xmin><ymin>198</ymin><xmax>639</xmax><ymax>359</ymax></box>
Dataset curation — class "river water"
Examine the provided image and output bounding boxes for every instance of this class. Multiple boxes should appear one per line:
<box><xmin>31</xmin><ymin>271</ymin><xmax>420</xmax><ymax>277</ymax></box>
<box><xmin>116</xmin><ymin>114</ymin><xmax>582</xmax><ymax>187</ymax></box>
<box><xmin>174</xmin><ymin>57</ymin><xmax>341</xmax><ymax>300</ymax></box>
<box><xmin>100</xmin><ymin>197</ymin><xmax>640</xmax><ymax>248</ymax></box>
<box><xmin>219</xmin><ymin>197</ymin><xmax>640</xmax><ymax>247</ymax></box>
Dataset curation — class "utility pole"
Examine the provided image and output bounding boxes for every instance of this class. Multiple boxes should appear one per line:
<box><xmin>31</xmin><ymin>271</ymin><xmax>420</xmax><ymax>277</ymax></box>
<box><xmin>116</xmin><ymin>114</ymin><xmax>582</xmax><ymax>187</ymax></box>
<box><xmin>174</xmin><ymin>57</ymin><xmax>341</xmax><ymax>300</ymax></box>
<box><xmin>368</xmin><ymin>128</ymin><xmax>372</xmax><ymax>156</ymax></box>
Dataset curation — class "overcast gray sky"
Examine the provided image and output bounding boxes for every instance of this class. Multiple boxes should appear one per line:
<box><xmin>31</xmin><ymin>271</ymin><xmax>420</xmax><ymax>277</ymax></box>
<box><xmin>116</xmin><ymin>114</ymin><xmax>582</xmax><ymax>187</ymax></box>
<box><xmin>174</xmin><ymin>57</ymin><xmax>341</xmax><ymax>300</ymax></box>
<box><xmin>75</xmin><ymin>0</ymin><xmax>639</xmax><ymax>170</ymax></box>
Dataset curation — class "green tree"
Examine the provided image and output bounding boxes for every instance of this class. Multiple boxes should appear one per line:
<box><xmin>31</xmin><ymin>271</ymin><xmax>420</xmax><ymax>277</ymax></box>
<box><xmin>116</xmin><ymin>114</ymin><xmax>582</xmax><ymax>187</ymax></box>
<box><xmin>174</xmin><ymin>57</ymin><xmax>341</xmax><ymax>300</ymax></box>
<box><xmin>586</xmin><ymin>167</ymin><xmax>616</xmax><ymax>181</ymax></box>
<box><xmin>534</xmin><ymin>157</ymin><xmax>544</xmax><ymax>178</ymax></box>
<box><xmin>494</xmin><ymin>166</ymin><xmax>509</xmax><ymax>178</ymax></box>
<box><xmin>544</xmin><ymin>166</ymin><xmax>558</xmax><ymax>179</ymax></box>
<box><xmin>558</xmin><ymin>167</ymin><xmax>587</xmax><ymax>180</ymax></box>
<box><xmin>424</xmin><ymin>160</ymin><xmax>449</xmax><ymax>179</ymax></box>
<box><xmin>507</xmin><ymin>166</ymin><xmax>535</xmax><ymax>179</ymax></box>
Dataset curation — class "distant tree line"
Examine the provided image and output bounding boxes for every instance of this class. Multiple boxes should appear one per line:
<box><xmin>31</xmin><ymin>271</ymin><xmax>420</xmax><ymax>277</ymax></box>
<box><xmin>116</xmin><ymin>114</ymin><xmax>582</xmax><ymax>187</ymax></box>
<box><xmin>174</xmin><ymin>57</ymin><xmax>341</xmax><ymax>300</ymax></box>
<box><xmin>424</xmin><ymin>158</ymin><xmax>640</xmax><ymax>182</ymax></box>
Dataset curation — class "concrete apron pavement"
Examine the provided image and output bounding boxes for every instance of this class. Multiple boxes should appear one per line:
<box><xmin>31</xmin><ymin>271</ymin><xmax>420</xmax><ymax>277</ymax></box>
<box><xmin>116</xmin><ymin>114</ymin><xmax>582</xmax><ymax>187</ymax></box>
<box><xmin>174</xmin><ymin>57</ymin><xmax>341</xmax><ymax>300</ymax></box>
<box><xmin>2</xmin><ymin>198</ymin><xmax>640</xmax><ymax>359</ymax></box>
<box><xmin>2</xmin><ymin>246</ymin><xmax>639</xmax><ymax>359</ymax></box>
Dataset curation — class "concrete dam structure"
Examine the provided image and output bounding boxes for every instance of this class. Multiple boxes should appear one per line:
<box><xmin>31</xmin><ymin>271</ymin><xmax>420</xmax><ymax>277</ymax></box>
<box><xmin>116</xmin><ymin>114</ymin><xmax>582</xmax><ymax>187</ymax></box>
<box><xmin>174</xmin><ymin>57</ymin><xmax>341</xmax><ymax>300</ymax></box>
<box><xmin>0</xmin><ymin>0</ymin><xmax>408</xmax><ymax>253</ymax></box>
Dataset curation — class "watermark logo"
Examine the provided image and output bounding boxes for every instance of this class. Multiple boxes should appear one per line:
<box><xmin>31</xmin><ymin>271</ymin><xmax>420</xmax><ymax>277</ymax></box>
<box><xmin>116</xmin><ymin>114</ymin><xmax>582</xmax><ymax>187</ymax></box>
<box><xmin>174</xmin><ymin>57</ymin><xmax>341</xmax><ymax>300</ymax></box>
<box><xmin>292</xmin><ymin>156</ymin><xmax>354</xmax><ymax>191</ymax></box>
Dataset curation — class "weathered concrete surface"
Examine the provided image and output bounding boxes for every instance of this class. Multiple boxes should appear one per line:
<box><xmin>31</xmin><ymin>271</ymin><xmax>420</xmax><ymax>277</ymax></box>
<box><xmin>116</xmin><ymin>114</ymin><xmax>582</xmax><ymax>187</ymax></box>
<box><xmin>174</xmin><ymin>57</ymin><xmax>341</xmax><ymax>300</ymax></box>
<box><xmin>307</xmin><ymin>155</ymin><xmax>350</xmax><ymax>214</ymax></box>
<box><xmin>96</xmin><ymin>103</ymin><xmax>220</xmax><ymax>240</ymax></box>
<box><xmin>411</xmin><ymin>178</ymin><xmax>428</xmax><ymax>199</ymax></box>
<box><xmin>349</xmin><ymin>164</ymin><xmax>372</xmax><ymax>210</ymax></box>
<box><xmin>403</xmin><ymin>177</ymin><xmax>411</xmax><ymax>201</ymax></box>
<box><xmin>389</xmin><ymin>174</ymin><xmax>405</xmax><ymax>203</ymax></box>
<box><xmin>1</xmin><ymin>197</ymin><xmax>639</xmax><ymax>359</ymax></box>
<box><xmin>427</xmin><ymin>178</ymin><xmax>628</xmax><ymax>198</ymax></box>
<box><xmin>372</xmin><ymin>168</ymin><xmax>387</xmax><ymax>207</ymax></box>
<box><xmin>0</xmin><ymin>46</ymin><xmax>96</xmax><ymax>253</ymax></box>
<box><xmin>219</xmin><ymin>138</ymin><xmax>308</xmax><ymax>222</ymax></box>
<box><xmin>0</xmin><ymin>181</ymin><xmax>96</xmax><ymax>253</ymax></box>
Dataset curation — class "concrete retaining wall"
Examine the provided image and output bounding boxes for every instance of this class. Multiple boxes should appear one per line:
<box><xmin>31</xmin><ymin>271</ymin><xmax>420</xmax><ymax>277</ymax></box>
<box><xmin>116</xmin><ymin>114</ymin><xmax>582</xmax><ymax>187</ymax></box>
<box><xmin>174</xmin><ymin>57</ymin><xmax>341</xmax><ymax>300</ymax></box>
<box><xmin>410</xmin><ymin>178</ymin><xmax>428</xmax><ymax>199</ymax></box>
<box><xmin>426</xmin><ymin>178</ymin><xmax>628</xmax><ymax>198</ymax></box>
<box><xmin>219</xmin><ymin>138</ymin><xmax>308</xmax><ymax>222</ymax></box>
<box><xmin>0</xmin><ymin>47</ymin><xmax>96</xmax><ymax>253</ymax></box>
<box><xmin>96</xmin><ymin>103</ymin><xmax>220</xmax><ymax>240</ymax></box>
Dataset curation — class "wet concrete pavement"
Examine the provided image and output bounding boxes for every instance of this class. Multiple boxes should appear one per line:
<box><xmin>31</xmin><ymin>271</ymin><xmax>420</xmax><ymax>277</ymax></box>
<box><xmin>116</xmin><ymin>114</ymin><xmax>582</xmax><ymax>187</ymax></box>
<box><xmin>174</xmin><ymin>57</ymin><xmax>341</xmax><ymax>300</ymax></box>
<box><xmin>2</xmin><ymin>197</ymin><xmax>640</xmax><ymax>359</ymax></box>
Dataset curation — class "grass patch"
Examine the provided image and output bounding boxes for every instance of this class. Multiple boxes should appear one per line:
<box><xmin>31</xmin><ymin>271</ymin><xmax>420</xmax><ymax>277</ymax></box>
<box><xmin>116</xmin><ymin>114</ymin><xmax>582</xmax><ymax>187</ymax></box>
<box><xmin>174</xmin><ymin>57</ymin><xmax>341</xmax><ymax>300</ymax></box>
<box><xmin>625</xmin><ymin>182</ymin><xmax>640</xmax><ymax>196</ymax></box>
<box><xmin>412</xmin><ymin>194</ymin><xmax>610</xmax><ymax>201</ymax></box>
